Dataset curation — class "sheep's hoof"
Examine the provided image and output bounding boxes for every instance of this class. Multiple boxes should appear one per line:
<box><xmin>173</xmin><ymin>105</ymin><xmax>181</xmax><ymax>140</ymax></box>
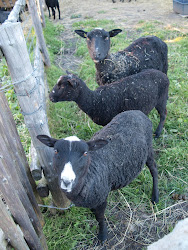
<box><xmin>154</xmin><ymin>132</ymin><xmax>160</xmax><ymax>139</ymax></box>
<box><xmin>152</xmin><ymin>194</ymin><xmax>159</xmax><ymax>204</ymax></box>
<box><xmin>97</xmin><ymin>228</ymin><xmax>108</xmax><ymax>244</ymax></box>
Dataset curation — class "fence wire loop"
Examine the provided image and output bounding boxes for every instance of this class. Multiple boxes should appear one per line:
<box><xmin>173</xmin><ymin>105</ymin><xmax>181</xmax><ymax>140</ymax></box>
<box><xmin>38</xmin><ymin>203</ymin><xmax>75</xmax><ymax>211</ymax></box>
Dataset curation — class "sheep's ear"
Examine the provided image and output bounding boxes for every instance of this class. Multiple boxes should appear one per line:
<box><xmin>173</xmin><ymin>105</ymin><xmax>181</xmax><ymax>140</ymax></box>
<box><xmin>75</xmin><ymin>30</ymin><xmax>88</xmax><ymax>38</ymax></box>
<box><xmin>37</xmin><ymin>135</ymin><xmax>58</xmax><ymax>147</ymax></box>
<box><xmin>109</xmin><ymin>29</ymin><xmax>122</xmax><ymax>37</ymax></box>
<box><xmin>87</xmin><ymin>139</ymin><xmax>108</xmax><ymax>151</ymax></box>
<box><xmin>67</xmin><ymin>78</ymin><xmax>78</xmax><ymax>89</ymax></box>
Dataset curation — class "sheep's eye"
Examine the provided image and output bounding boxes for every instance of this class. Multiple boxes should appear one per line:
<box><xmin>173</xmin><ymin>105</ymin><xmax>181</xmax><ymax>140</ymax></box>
<box><xmin>105</xmin><ymin>36</ymin><xmax>109</xmax><ymax>40</ymax></box>
<box><xmin>54</xmin><ymin>149</ymin><xmax>58</xmax><ymax>154</ymax></box>
<box><xmin>83</xmin><ymin>152</ymin><xmax>88</xmax><ymax>156</ymax></box>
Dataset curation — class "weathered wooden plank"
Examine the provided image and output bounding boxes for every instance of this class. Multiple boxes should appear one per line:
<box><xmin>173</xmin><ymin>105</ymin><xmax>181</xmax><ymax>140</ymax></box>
<box><xmin>0</xmin><ymin>22</ymin><xmax>70</xmax><ymax>208</ymax></box>
<box><xmin>0</xmin><ymin>126</ymin><xmax>48</xmax><ymax>249</ymax></box>
<box><xmin>0</xmin><ymin>199</ymin><xmax>29</xmax><ymax>250</ymax></box>
<box><xmin>0</xmin><ymin>87</ymin><xmax>44</xmax><ymax>223</ymax></box>
<box><xmin>0</xmin><ymin>155</ymin><xmax>43</xmax><ymax>250</ymax></box>
<box><xmin>36</xmin><ymin>0</ymin><xmax>46</xmax><ymax>27</ymax></box>
<box><xmin>27</xmin><ymin>0</ymin><xmax>50</xmax><ymax>66</ymax></box>
<box><xmin>0</xmin><ymin>228</ymin><xmax>7</xmax><ymax>250</ymax></box>
<box><xmin>0</xmin><ymin>88</ymin><xmax>47</xmax><ymax>248</ymax></box>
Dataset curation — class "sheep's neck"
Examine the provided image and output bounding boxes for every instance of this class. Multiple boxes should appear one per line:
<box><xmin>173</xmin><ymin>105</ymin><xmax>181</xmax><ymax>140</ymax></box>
<box><xmin>76</xmin><ymin>82</ymin><xmax>97</xmax><ymax>117</ymax></box>
<box><xmin>95</xmin><ymin>52</ymin><xmax>139</xmax><ymax>85</ymax></box>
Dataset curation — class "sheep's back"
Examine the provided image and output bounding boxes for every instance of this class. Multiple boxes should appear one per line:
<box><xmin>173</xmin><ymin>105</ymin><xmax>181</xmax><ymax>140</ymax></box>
<box><xmin>125</xmin><ymin>36</ymin><xmax>168</xmax><ymax>74</ymax></box>
<box><xmin>86</xmin><ymin>111</ymin><xmax>153</xmax><ymax>205</ymax></box>
<box><xmin>92</xmin><ymin>69</ymin><xmax>168</xmax><ymax>126</ymax></box>
<box><xmin>71</xmin><ymin>111</ymin><xmax>153</xmax><ymax>209</ymax></box>
<box><xmin>96</xmin><ymin>36</ymin><xmax>168</xmax><ymax>85</ymax></box>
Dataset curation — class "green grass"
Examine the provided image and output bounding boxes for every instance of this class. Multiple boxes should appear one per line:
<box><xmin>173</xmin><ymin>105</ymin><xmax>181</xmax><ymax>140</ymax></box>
<box><xmin>41</xmin><ymin>19</ymin><xmax>188</xmax><ymax>249</ymax></box>
<box><xmin>1</xmin><ymin>17</ymin><xmax>187</xmax><ymax>249</ymax></box>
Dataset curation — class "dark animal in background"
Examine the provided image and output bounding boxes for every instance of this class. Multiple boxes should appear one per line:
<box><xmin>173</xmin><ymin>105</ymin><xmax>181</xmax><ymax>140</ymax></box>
<box><xmin>75</xmin><ymin>28</ymin><xmax>168</xmax><ymax>85</ymax></box>
<box><xmin>49</xmin><ymin>69</ymin><xmax>169</xmax><ymax>138</ymax></box>
<box><xmin>45</xmin><ymin>0</ymin><xmax>60</xmax><ymax>19</ymax></box>
<box><xmin>37</xmin><ymin>110</ymin><xmax>159</xmax><ymax>242</ymax></box>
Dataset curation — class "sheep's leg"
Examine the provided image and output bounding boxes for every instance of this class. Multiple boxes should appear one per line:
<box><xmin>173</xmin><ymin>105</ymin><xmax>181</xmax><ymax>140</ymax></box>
<box><xmin>47</xmin><ymin>7</ymin><xmax>51</xmax><ymax>18</ymax></box>
<box><xmin>56</xmin><ymin>2</ymin><xmax>61</xmax><ymax>19</ymax></box>
<box><xmin>146</xmin><ymin>151</ymin><xmax>159</xmax><ymax>204</ymax></box>
<box><xmin>155</xmin><ymin>102</ymin><xmax>167</xmax><ymax>138</ymax></box>
<box><xmin>51</xmin><ymin>7</ymin><xmax>55</xmax><ymax>19</ymax></box>
<box><xmin>91</xmin><ymin>201</ymin><xmax>107</xmax><ymax>242</ymax></box>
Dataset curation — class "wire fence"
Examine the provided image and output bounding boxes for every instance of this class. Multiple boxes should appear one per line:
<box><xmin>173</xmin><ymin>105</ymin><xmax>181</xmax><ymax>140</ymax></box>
<box><xmin>0</xmin><ymin>2</ymin><xmax>37</xmax><ymax>93</ymax></box>
<box><xmin>0</xmin><ymin>0</ymin><xmax>69</xmax><ymax>214</ymax></box>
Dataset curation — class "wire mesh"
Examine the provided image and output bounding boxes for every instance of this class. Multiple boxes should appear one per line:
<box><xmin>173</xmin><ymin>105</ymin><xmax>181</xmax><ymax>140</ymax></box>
<box><xmin>0</xmin><ymin>0</ymin><xmax>38</xmax><ymax>93</ymax></box>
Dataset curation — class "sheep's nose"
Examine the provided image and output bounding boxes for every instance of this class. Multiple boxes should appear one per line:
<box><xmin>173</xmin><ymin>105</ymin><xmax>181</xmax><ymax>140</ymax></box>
<box><xmin>93</xmin><ymin>52</ymin><xmax>101</xmax><ymax>57</ymax></box>
<box><xmin>49</xmin><ymin>95</ymin><xmax>55</xmax><ymax>102</ymax></box>
<box><xmin>62</xmin><ymin>179</ymin><xmax>72</xmax><ymax>187</ymax></box>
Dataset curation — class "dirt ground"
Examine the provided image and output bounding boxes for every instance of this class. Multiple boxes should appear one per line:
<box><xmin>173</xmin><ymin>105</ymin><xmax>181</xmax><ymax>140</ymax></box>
<box><xmin>57</xmin><ymin>0</ymin><xmax>188</xmax><ymax>32</ymax></box>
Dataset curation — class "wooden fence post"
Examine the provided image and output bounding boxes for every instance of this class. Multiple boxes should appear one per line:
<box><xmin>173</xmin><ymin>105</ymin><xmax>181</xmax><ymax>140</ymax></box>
<box><xmin>0</xmin><ymin>153</ymin><xmax>44</xmax><ymax>249</ymax></box>
<box><xmin>0</xmin><ymin>22</ymin><xmax>70</xmax><ymax>208</ymax></box>
<box><xmin>0</xmin><ymin>93</ymin><xmax>48</xmax><ymax>249</ymax></box>
<box><xmin>0</xmin><ymin>87</ymin><xmax>44</xmax><ymax>220</ymax></box>
<box><xmin>27</xmin><ymin>0</ymin><xmax>50</xmax><ymax>66</ymax></box>
<box><xmin>0</xmin><ymin>199</ymin><xmax>30</xmax><ymax>250</ymax></box>
<box><xmin>36</xmin><ymin>0</ymin><xmax>46</xmax><ymax>28</ymax></box>
<box><xmin>0</xmin><ymin>228</ymin><xmax>7</xmax><ymax>250</ymax></box>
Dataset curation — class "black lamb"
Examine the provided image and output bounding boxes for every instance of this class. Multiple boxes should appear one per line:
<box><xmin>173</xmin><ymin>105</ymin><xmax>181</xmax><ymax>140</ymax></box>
<box><xmin>45</xmin><ymin>0</ymin><xmax>60</xmax><ymax>20</ymax></box>
<box><xmin>37</xmin><ymin>110</ymin><xmax>159</xmax><ymax>242</ymax></box>
<box><xmin>74</xmin><ymin>28</ymin><xmax>168</xmax><ymax>85</ymax></box>
<box><xmin>49</xmin><ymin>69</ymin><xmax>169</xmax><ymax>138</ymax></box>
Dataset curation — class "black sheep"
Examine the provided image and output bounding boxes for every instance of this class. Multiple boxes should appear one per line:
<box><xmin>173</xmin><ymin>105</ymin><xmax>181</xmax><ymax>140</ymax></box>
<box><xmin>37</xmin><ymin>110</ymin><xmax>159</xmax><ymax>242</ymax></box>
<box><xmin>49</xmin><ymin>69</ymin><xmax>169</xmax><ymax>138</ymax></box>
<box><xmin>75</xmin><ymin>28</ymin><xmax>168</xmax><ymax>85</ymax></box>
<box><xmin>45</xmin><ymin>0</ymin><xmax>60</xmax><ymax>20</ymax></box>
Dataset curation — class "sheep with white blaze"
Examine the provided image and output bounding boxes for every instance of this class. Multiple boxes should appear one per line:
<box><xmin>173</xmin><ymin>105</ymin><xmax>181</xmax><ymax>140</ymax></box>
<box><xmin>37</xmin><ymin>110</ymin><xmax>159</xmax><ymax>242</ymax></box>
<box><xmin>74</xmin><ymin>28</ymin><xmax>168</xmax><ymax>85</ymax></box>
<box><xmin>49</xmin><ymin>69</ymin><xmax>169</xmax><ymax>138</ymax></box>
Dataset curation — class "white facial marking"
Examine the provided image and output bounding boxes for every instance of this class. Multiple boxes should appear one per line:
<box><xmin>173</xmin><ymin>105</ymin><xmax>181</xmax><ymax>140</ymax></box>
<box><xmin>65</xmin><ymin>136</ymin><xmax>80</xmax><ymax>151</ymax></box>
<box><xmin>60</xmin><ymin>162</ymin><xmax>76</xmax><ymax>192</ymax></box>
<box><xmin>95</xmin><ymin>27</ymin><xmax>103</xmax><ymax>30</ymax></box>
<box><xmin>52</xmin><ymin>90</ymin><xmax>55</xmax><ymax>93</ymax></box>
<box><xmin>65</xmin><ymin>136</ymin><xmax>80</xmax><ymax>142</ymax></box>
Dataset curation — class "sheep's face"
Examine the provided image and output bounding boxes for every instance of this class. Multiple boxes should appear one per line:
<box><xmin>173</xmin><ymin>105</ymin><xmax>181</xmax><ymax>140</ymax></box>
<box><xmin>86</xmin><ymin>29</ymin><xmax>110</xmax><ymax>63</ymax></box>
<box><xmin>53</xmin><ymin>137</ymin><xmax>90</xmax><ymax>193</ymax></box>
<box><xmin>75</xmin><ymin>28</ymin><xmax>122</xmax><ymax>63</ymax></box>
<box><xmin>37</xmin><ymin>135</ymin><xmax>108</xmax><ymax>193</ymax></box>
<box><xmin>49</xmin><ymin>75</ymin><xmax>80</xmax><ymax>103</ymax></box>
